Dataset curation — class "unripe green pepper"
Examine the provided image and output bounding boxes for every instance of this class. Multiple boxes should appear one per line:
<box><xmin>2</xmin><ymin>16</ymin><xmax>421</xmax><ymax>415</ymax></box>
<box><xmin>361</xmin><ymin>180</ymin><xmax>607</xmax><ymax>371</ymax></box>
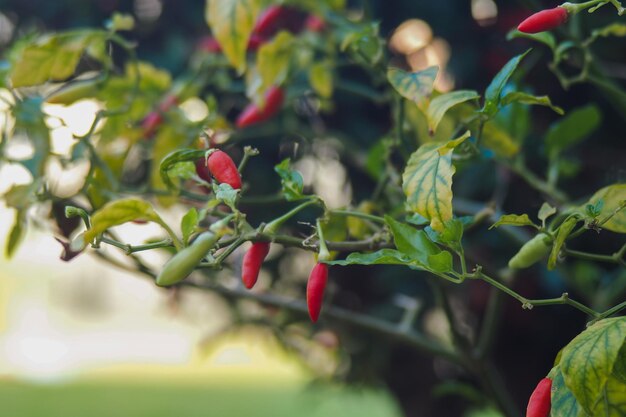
<box><xmin>46</xmin><ymin>77</ymin><xmax>104</xmax><ymax>105</ymax></box>
<box><xmin>508</xmin><ymin>233</ymin><xmax>552</xmax><ymax>269</ymax></box>
<box><xmin>156</xmin><ymin>231</ymin><xmax>220</xmax><ymax>286</ymax></box>
<box><xmin>156</xmin><ymin>217</ymin><xmax>232</xmax><ymax>286</ymax></box>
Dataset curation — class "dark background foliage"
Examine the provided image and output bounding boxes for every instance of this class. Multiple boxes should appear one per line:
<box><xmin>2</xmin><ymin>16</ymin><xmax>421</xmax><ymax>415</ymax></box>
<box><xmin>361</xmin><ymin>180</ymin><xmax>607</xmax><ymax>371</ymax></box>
<box><xmin>0</xmin><ymin>1</ymin><xmax>624</xmax><ymax>416</ymax></box>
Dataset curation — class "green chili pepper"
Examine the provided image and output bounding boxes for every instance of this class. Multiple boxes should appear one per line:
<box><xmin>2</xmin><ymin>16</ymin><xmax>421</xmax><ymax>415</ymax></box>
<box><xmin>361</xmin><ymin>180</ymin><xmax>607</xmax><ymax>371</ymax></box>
<box><xmin>508</xmin><ymin>233</ymin><xmax>552</xmax><ymax>269</ymax></box>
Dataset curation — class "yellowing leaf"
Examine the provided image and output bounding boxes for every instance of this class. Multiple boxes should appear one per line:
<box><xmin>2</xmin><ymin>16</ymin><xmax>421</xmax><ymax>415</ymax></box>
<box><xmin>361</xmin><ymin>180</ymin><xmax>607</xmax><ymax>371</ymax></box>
<box><xmin>548</xmin><ymin>216</ymin><xmax>578</xmax><ymax>270</ymax></box>
<box><xmin>206</xmin><ymin>0</ymin><xmax>261</xmax><ymax>74</ymax></box>
<box><xmin>309</xmin><ymin>61</ymin><xmax>333</xmax><ymax>99</ymax></box>
<box><xmin>84</xmin><ymin>198</ymin><xmax>163</xmax><ymax>243</ymax></box>
<box><xmin>256</xmin><ymin>31</ymin><xmax>294</xmax><ymax>98</ymax></box>
<box><xmin>587</xmin><ymin>184</ymin><xmax>626</xmax><ymax>233</ymax></box>
<box><xmin>387</xmin><ymin>66</ymin><xmax>438</xmax><ymax>105</ymax></box>
<box><xmin>560</xmin><ymin>317</ymin><xmax>626</xmax><ymax>416</ymax></box>
<box><xmin>402</xmin><ymin>134</ymin><xmax>466</xmax><ymax>232</ymax></box>
<box><xmin>427</xmin><ymin>90</ymin><xmax>479</xmax><ymax>133</ymax></box>
<box><xmin>10</xmin><ymin>31</ymin><xmax>106</xmax><ymax>87</ymax></box>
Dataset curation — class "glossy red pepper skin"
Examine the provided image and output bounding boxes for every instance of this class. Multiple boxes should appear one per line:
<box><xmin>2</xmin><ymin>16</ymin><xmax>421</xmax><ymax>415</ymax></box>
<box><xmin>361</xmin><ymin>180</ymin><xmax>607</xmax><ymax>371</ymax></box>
<box><xmin>235</xmin><ymin>86</ymin><xmax>285</xmax><ymax>128</ymax></box>
<box><xmin>195</xmin><ymin>158</ymin><xmax>213</xmax><ymax>183</ymax></box>
<box><xmin>518</xmin><ymin>7</ymin><xmax>568</xmax><ymax>33</ymax></box>
<box><xmin>307</xmin><ymin>263</ymin><xmax>328</xmax><ymax>323</ymax></box>
<box><xmin>526</xmin><ymin>378</ymin><xmax>552</xmax><ymax>417</ymax></box>
<box><xmin>207</xmin><ymin>150</ymin><xmax>242</xmax><ymax>189</ymax></box>
<box><xmin>241</xmin><ymin>242</ymin><xmax>271</xmax><ymax>289</ymax></box>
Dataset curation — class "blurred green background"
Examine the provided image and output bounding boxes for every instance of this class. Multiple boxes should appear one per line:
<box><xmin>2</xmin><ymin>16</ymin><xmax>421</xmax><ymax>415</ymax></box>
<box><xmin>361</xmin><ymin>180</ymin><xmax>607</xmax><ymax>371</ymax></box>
<box><xmin>0</xmin><ymin>1</ymin><xmax>624</xmax><ymax>416</ymax></box>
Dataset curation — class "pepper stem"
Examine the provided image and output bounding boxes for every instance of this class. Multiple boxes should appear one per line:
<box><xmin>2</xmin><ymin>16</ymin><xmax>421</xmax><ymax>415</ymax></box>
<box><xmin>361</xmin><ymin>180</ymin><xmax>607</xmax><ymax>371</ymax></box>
<box><xmin>316</xmin><ymin>218</ymin><xmax>331</xmax><ymax>262</ymax></box>
<box><xmin>263</xmin><ymin>198</ymin><xmax>320</xmax><ymax>234</ymax></box>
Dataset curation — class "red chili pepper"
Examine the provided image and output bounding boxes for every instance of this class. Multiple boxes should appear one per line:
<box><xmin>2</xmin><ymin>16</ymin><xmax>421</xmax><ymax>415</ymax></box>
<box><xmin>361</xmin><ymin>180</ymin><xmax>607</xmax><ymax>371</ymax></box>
<box><xmin>305</xmin><ymin>15</ymin><xmax>326</xmax><ymax>32</ymax></box>
<box><xmin>195</xmin><ymin>158</ymin><xmax>213</xmax><ymax>183</ymax></box>
<box><xmin>207</xmin><ymin>150</ymin><xmax>242</xmax><ymax>189</ymax></box>
<box><xmin>241</xmin><ymin>242</ymin><xmax>271</xmax><ymax>289</ymax></box>
<box><xmin>526</xmin><ymin>378</ymin><xmax>552</xmax><ymax>417</ymax></box>
<box><xmin>235</xmin><ymin>86</ymin><xmax>285</xmax><ymax>128</ymax></box>
<box><xmin>253</xmin><ymin>5</ymin><xmax>308</xmax><ymax>38</ymax></box>
<box><xmin>307</xmin><ymin>262</ymin><xmax>328</xmax><ymax>323</ymax></box>
<box><xmin>517</xmin><ymin>7</ymin><xmax>568</xmax><ymax>33</ymax></box>
<box><xmin>141</xmin><ymin>111</ymin><xmax>163</xmax><ymax>138</ymax></box>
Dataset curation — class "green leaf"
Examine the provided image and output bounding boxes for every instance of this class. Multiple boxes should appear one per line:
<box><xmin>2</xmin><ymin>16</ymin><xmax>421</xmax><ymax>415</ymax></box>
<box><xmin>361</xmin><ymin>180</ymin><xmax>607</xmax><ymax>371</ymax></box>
<box><xmin>586</xmin><ymin>184</ymin><xmax>626</xmax><ymax>233</ymax></box>
<box><xmin>205</xmin><ymin>0</ymin><xmax>261</xmax><ymax>74</ymax></box>
<box><xmin>591</xmin><ymin>373</ymin><xmax>626</xmax><ymax>417</ymax></box>
<box><xmin>614</xmin><ymin>344</ymin><xmax>626</xmax><ymax>384</ymax></box>
<box><xmin>256</xmin><ymin>31</ymin><xmax>294</xmax><ymax>98</ymax></box>
<box><xmin>427</xmin><ymin>90</ymin><xmax>480</xmax><ymax>133</ymax></box>
<box><xmin>481</xmin><ymin>122</ymin><xmax>520</xmax><ymax>158</ymax></box>
<box><xmin>546</xmin><ymin>105</ymin><xmax>601</xmax><ymax>159</ymax></box>
<box><xmin>586</xmin><ymin>200</ymin><xmax>605</xmax><ymax>218</ymax></box>
<box><xmin>387</xmin><ymin>66</ymin><xmax>438</xmax><ymax>104</ymax></box>
<box><xmin>84</xmin><ymin>198</ymin><xmax>163</xmax><ymax>243</ymax></box>
<box><xmin>214</xmin><ymin>183</ymin><xmax>239</xmax><ymax>210</ymax></box>
<box><xmin>548</xmin><ymin>216</ymin><xmax>578</xmax><ymax>270</ymax></box>
<box><xmin>5</xmin><ymin>211</ymin><xmax>26</xmax><ymax>259</ymax></box>
<box><xmin>550</xmin><ymin>366</ymin><xmax>589</xmax><ymax>417</ymax></box>
<box><xmin>482</xmin><ymin>51</ymin><xmax>529</xmax><ymax>116</ymax></box>
<box><xmin>181</xmin><ymin>208</ymin><xmax>199</xmax><ymax>245</ymax></box>
<box><xmin>3</xmin><ymin>182</ymin><xmax>40</xmax><ymax>210</ymax></box>
<box><xmin>402</xmin><ymin>135</ymin><xmax>466</xmax><ymax>232</ymax></box>
<box><xmin>538</xmin><ymin>202</ymin><xmax>557</xmax><ymax>227</ymax></box>
<box><xmin>326</xmin><ymin>249</ymin><xmax>419</xmax><ymax>268</ymax></box>
<box><xmin>489</xmin><ymin>214</ymin><xmax>539</xmax><ymax>229</ymax></box>
<box><xmin>309</xmin><ymin>61</ymin><xmax>333</xmax><ymax>98</ymax></box>
<box><xmin>560</xmin><ymin>317</ymin><xmax>626</xmax><ymax>416</ymax></box>
<box><xmin>426</xmin><ymin>218</ymin><xmax>464</xmax><ymax>250</ymax></box>
<box><xmin>274</xmin><ymin>158</ymin><xmax>305</xmax><ymax>201</ymax></box>
<box><xmin>10</xmin><ymin>31</ymin><xmax>106</xmax><ymax>87</ymax></box>
<box><xmin>160</xmin><ymin>148</ymin><xmax>206</xmax><ymax>189</ymax></box>
<box><xmin>501</xmin><ymin>92</ymin><xmax>564</xmax><ymax>115</ymax></box>
<box><xmin>385</xmin><ymin>216</ymin><xmax>444</xmax><ymax>260</ymax></box>
<box><xmin>507</xmin><ymin>30</ymin><xmax>556</xmax><ymax>51</ymax></box>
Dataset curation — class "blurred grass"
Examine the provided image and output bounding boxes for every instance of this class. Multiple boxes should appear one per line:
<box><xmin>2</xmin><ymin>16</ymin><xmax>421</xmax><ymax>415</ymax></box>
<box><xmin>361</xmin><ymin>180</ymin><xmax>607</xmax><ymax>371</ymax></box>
<box><xmin>0</xmin><ymin>379</ymin><xmax>401</xmax><ymax>417</ymax></box>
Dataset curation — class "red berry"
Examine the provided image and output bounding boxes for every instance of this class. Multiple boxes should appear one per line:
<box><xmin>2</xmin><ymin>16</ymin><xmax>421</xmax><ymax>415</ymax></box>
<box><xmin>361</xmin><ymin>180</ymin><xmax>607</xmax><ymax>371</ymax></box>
<box><xmin>518</xmin><ymin>7</ymin><xmax>568</xmax><ymax>34</ymax></box>
<box><xmin>305</xmin><ymin>15</ymin><xmax>325</xmax><ymax>32</ymax></box>
<box><xmin>241</xmin><ymin>242</ymin><xmax>271</xmax><ymax>289</ymax></box>
<box><xmin>207</xmin><ymin>150</ymin><xmax>242</xmax><ymax>189</ymax></box>
<box><xmin>307</xmin><ymin>262</ymin><xmax>328</xmax><ymax>323</ymax></box>
<box><xmin>235</xmin><ymin>86</ymin><xmax>285</xmax><ymax>128</ymax></box>
<box><xmin>526</xmin><ymin>378</ymin><xmax>552</xmax><ymax>417</ymax></box>
<box><xmin>141</xmin><ymin>112</ymin><xmax>163</xmax><ymax>138</ymax></box>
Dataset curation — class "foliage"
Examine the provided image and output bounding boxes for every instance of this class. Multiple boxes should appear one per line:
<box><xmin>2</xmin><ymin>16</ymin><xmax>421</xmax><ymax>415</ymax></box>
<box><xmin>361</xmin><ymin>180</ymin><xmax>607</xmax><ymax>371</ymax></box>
<box><xmin>0</xmin><ymin>1</ymin><xmax>625</xmax><ymax>416</ymax></box>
